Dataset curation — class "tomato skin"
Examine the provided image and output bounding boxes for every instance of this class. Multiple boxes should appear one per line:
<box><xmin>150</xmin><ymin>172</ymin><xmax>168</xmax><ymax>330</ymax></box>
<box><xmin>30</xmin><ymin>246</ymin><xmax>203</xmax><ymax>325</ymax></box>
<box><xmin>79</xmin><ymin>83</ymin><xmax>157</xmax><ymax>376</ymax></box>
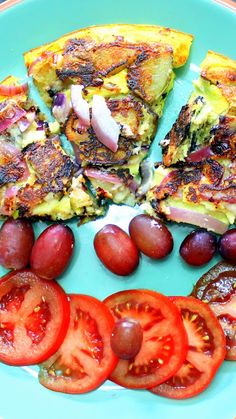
<box><xmin>0</xmin><ymin>219</ymin><xmax>34</xmax><ymax>270</ymax></box>
<box><xmin>129</xmin><ymin>215</ymin><xmax>173</xmax><ymax>259</ymax></box>
<box><xmin>191</xmin><ymin>261</ymin><xmax>235</xmax><ymax>301</ymax></box>
<box><xmin>94</xmin><ymin>224</ymin><xmax>139</xmax><ymax>276</ymax></box>
<box><xmin>30</xmin><ymin>224</ymin><xmax>74</xmax><ymax>280</ymax></box>
<box><xmin>39</xmin><ymin>294</ymin><xmax>118</xmax><ymax>394</ymax></box>
<box><xmin>104</xmin><ymin>289</ymin><xmax>188</xmax><ymax>389</ymax></box>
<box><xmin>191</xmin><ymin>261</ymin><xmax>236</xmax><ymax>360</ymax></box>
<box><xmin>151</xmin><ymin>296</ymin><xmax>226</xmax><ymax>399</ymax></box>
<box><xmin>0</xmin><ymin>270</ymin><xmax>70</xmax><ymax>366</ymax></box>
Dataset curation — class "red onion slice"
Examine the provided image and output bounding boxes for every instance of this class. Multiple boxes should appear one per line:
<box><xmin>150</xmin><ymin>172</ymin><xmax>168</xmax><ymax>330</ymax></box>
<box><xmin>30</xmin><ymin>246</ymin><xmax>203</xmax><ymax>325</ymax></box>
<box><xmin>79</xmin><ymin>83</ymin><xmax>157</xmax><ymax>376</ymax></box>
<box><xmin>4</xmin><ymin>185</ymin><xmax>19</xmax><ymax>199</ymax></box>
<box><xmin>18</xmin><ymin>118</ymin><xmax>31</xmax><ymax>132</ymax></box>
<box><xmin>0</xmin><ymin>103</ymin><xmax>26</xmax><ymax>133</ymax></box>
<box><xmin>199</xmin><ymin>189</ymin><xmax>236</xmax><ymax>204</ymax></box>
<box><xmin>159</xmin><ymin>169</ymin><xmax>180</xmax><ymax>188</ymax></box>
<box><xmin>84</xmin><ymin>167</ymin><xmax>138</xmax><ymax>194</ymax></box>
<box><xmin>0</xmin><ymin>186</ymin><xmax>19</xmax><ymax>216</ymax></box>
<box><xmin>187</xmin><ymin>146</ymin><xmax>214</xmax><ymax>163</ymax></box>
<box><xmin>26</xmin><ymin>111</ymin><xmax>36</xmax><ymax>123</ymax></box>
<box><xmin>70</xmin><ymin>85</ymin><xmax>90</xmax><ymax>126</ymax></box>
<box><xmin>53</xmin><ymin>54</ymin><xmax>59</xmax><ymax>64</ymax></box>
<box><xmin>52</xmin><ymin>92</ymin><xmax>71</xmax><ymax>123</ymax></box>
<box><xmin>0</xmin><ymin>83</ymin><xmax>28</xmax><ymax>97</ymax></box>
<box><xmin>53</xmin><ymin>93</ymin><xmax>65</xmax><ymax>107</ymax></box>
<box><xmin>166</xmin><ymin>206</ymin><xmax>228</xmax><ymax>234</ymax></box>
<box><xmin>91</xmin><ymin>95</ymin><xmax>120</xmax><ymax>153</ymax></box>
<box><xmin>128</xmin><ymin>178</ymin><xmax>139</xmax><ymax>193</ymax></box>
<box><xmin>0</xmin><ymin>141</ymin><xmax>21</xmax><ymax>159</ymax></box>
<box><xmin>84</xmin><ymin>168</ymin><xmax>123</xmax><ymax>185</ymax></box>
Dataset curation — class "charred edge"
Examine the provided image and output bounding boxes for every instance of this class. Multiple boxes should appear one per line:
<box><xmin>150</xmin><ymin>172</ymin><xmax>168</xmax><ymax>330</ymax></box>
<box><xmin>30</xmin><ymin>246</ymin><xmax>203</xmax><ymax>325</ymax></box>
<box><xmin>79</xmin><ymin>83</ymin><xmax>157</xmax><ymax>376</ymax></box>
<box><xmin>153</xmin><ymin>174</ymin><xmax>182</xmax><ymax>200</ymax></box>
<box><xmin>23</xmin><ymin>139</ymin><xmax>74</xmax><ymax>186</ymax></box>
<box><xmin>96</xmin><ymin>59</ymin><xmax>129</xmax><ymax>77</ymax></box>
<box><xmin>210</xmin><ymin>116</ymin><xmax>236</xmax><ymax>157</ymax></box>
<box><xmin>76</xmin><ymin>127</ymin><xmax>133</xmax><ymax>166</ymax></box>
<box><xmin>56</xmin><ymin>62</ymin><xmax>95</xmax><ymax>85</ymax></box>
<box><xmin>16</xmin><ymin>185</ymin><xmax>50</xmax><ymax>216</ymax></box>
<box><xmin>127</xmin><ymin>69</ymin><xmax>146</xmax><ymax>100</ymax></box>
<box><xmin>107</xmin><ymin>96</ymin><xmax>145</xmax><ymax>118</ymax></box>
<box><xmin>203</xmin><ymin>159</ymin><xmax>224</xmax><ymax>184</ymax></box>
<box><xmin>162</xmin><ymin>104</ymin><xmax>192</xmax><ymax>156</ymax></box>
<box><xmin>199</xmin><ymin>182</ymin><xmax>236</xmax><ymax>193</ymax></box>
<box><xmin>64</xmin><ymin>38</ymin><xmax>90</xmax><ymax>54</ymax></box>
<box><xmin>181</xmin><ymin>168</ymin><xmax>202</xmax><ymax>185</ymax></box>
<box><xmin>0</xmin><ymin>163</ymin><xmax>24</xmax><ymax>186</ymax></box>
<box><xmin>186</xmin><ymin>186</ymin><xmax>198</xmax><ymax>203</ymax></box>
<box><xmin>134</xmin><ymin>50</ymin><xmax>149</xmax><ymax>65</ymax></box>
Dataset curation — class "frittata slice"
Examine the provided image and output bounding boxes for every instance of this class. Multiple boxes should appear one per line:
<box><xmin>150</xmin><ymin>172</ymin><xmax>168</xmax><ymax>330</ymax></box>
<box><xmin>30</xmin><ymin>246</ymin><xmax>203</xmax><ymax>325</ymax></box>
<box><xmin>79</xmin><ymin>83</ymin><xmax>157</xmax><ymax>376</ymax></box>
<box><xmin>145</xmin><ymin>158</ymin><xmax>235</xmax><ymax>234</ymax></box>
<box><xmin>0</xmin><ymin>76</ymin><xmax>60</xmax><ymax>150</ymax></box>
<box><xmin>144</xmin><ymin>51</ymin><xmax>236</xmax><ymax>233</ymax></box>
<box><xmin>24</xmin><ymin>24</ymin><xmax>193</xmax><ymax>205</ymax></box>
<box><xmin>0</xmin><ymin>77</ymin><xmax>104</xmax><ymax>221</ymax></box>
<box><xmin>0</xmin><ymin>135</ymin><xmax>104</xmax><ymax>221</ymax></box>
<box><xmin>24</xmin><ymin>24</ymin><xmax>193</xmax><ymax>104</ymax></box>
<box><xmin>161</xmin><ymin>51</ymin><xmax>236</xmax><ymax>166</ymax></box>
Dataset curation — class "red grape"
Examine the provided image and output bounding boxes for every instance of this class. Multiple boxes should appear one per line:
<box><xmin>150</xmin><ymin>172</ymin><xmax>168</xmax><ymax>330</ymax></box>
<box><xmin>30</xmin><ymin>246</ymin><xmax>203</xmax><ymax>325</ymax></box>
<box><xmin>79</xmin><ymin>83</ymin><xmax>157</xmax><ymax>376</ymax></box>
<box><xmin>0</xmin><ymin>219</ymin><xmax>34</xmax><ymax>269</ymax></box>
<box><xmin>30</xmin><ymin>224</ymin><xmax>74</xmax><ymax>279</ymax></box>
<box><xmin>180</xmin><ymin>230</ymin><xmax>217</xmax><ymax>266</ymax></box>
<box><xmin>219</xmin><ymin>228</ymin><xmax>236</xmax><ymax>262</ymax></box>
<box><xmin>129</xmin><ymin>214</ymin><xmax>173</xmax><ymax>259</ymax></box>
<box><xmin>110</xmin><ymin>318</ymin><xmax>143</xmax><ymax>359</ymax></box>
<box><xmin>94</xmin><ymin>224</ymin><xmax>139</xmax><ymax>276</ymax></box>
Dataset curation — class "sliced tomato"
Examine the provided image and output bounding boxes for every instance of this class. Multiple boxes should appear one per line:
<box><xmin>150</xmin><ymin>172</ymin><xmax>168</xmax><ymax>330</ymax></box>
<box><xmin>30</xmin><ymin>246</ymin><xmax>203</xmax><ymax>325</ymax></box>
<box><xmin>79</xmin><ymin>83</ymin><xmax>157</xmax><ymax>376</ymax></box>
<box><xmin>39</xmin><ymin>294</ymin><xmax>118</xmax><ymax>394</ymax></box>
<box><xmin>191</xmin><ymin>261</ymin><xmax>236</xmax><ymax>360</ymax></box>
<box><xmin>0</xmin><ymin>270</ymin><xmax>70</xmax><ymax>366</ymax></box>
<box><xmin>151</xmin><ymin>296</ymin><xmax>226</xmax><ymax>399</ymax></box>
<box><xmin>104</xmin><ymin>289</ymin><xmax>188</xmax><ymax>389</ymax></box>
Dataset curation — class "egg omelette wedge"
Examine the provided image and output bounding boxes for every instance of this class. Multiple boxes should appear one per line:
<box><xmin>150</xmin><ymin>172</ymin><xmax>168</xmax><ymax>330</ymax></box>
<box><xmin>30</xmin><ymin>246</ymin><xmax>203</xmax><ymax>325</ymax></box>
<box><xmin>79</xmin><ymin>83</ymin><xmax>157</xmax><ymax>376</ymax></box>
<box><xmin>24</xmin><ymin>24</ymin><xmax>193</xmax><ymax>205</ymax></box>
<box><xmin>145</xmin><ymin>51</ymin><xmax>236</xmax><ymax>234</ymax></box>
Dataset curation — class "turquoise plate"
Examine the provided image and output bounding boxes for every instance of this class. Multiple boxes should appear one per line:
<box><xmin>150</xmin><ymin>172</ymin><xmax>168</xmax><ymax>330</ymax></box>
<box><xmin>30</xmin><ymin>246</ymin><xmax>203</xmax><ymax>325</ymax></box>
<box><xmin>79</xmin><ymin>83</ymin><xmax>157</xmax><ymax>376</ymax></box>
<box><xmin>0</xmin><ymin>0</ymin><xmax>235</xmax><ymax>418</ymax></box>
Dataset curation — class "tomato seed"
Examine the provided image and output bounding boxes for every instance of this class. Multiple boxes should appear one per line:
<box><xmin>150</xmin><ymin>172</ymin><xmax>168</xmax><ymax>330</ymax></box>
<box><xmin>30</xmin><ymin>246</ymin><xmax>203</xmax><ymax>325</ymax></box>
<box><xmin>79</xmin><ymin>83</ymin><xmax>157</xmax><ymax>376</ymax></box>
<box><xmin>34</xmin><ymin>306</ymin><xmax>41</xmax><ymax>313</ymax></box>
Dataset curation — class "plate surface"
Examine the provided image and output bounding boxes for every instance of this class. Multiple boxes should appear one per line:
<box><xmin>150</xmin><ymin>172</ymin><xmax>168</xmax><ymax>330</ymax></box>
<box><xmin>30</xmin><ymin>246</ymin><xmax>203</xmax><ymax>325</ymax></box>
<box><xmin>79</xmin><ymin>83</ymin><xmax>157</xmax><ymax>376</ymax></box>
<box><xmin>0</xmin><ymin>0</ymin><xmax>235</xmax><ymax>418</ymax></box>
